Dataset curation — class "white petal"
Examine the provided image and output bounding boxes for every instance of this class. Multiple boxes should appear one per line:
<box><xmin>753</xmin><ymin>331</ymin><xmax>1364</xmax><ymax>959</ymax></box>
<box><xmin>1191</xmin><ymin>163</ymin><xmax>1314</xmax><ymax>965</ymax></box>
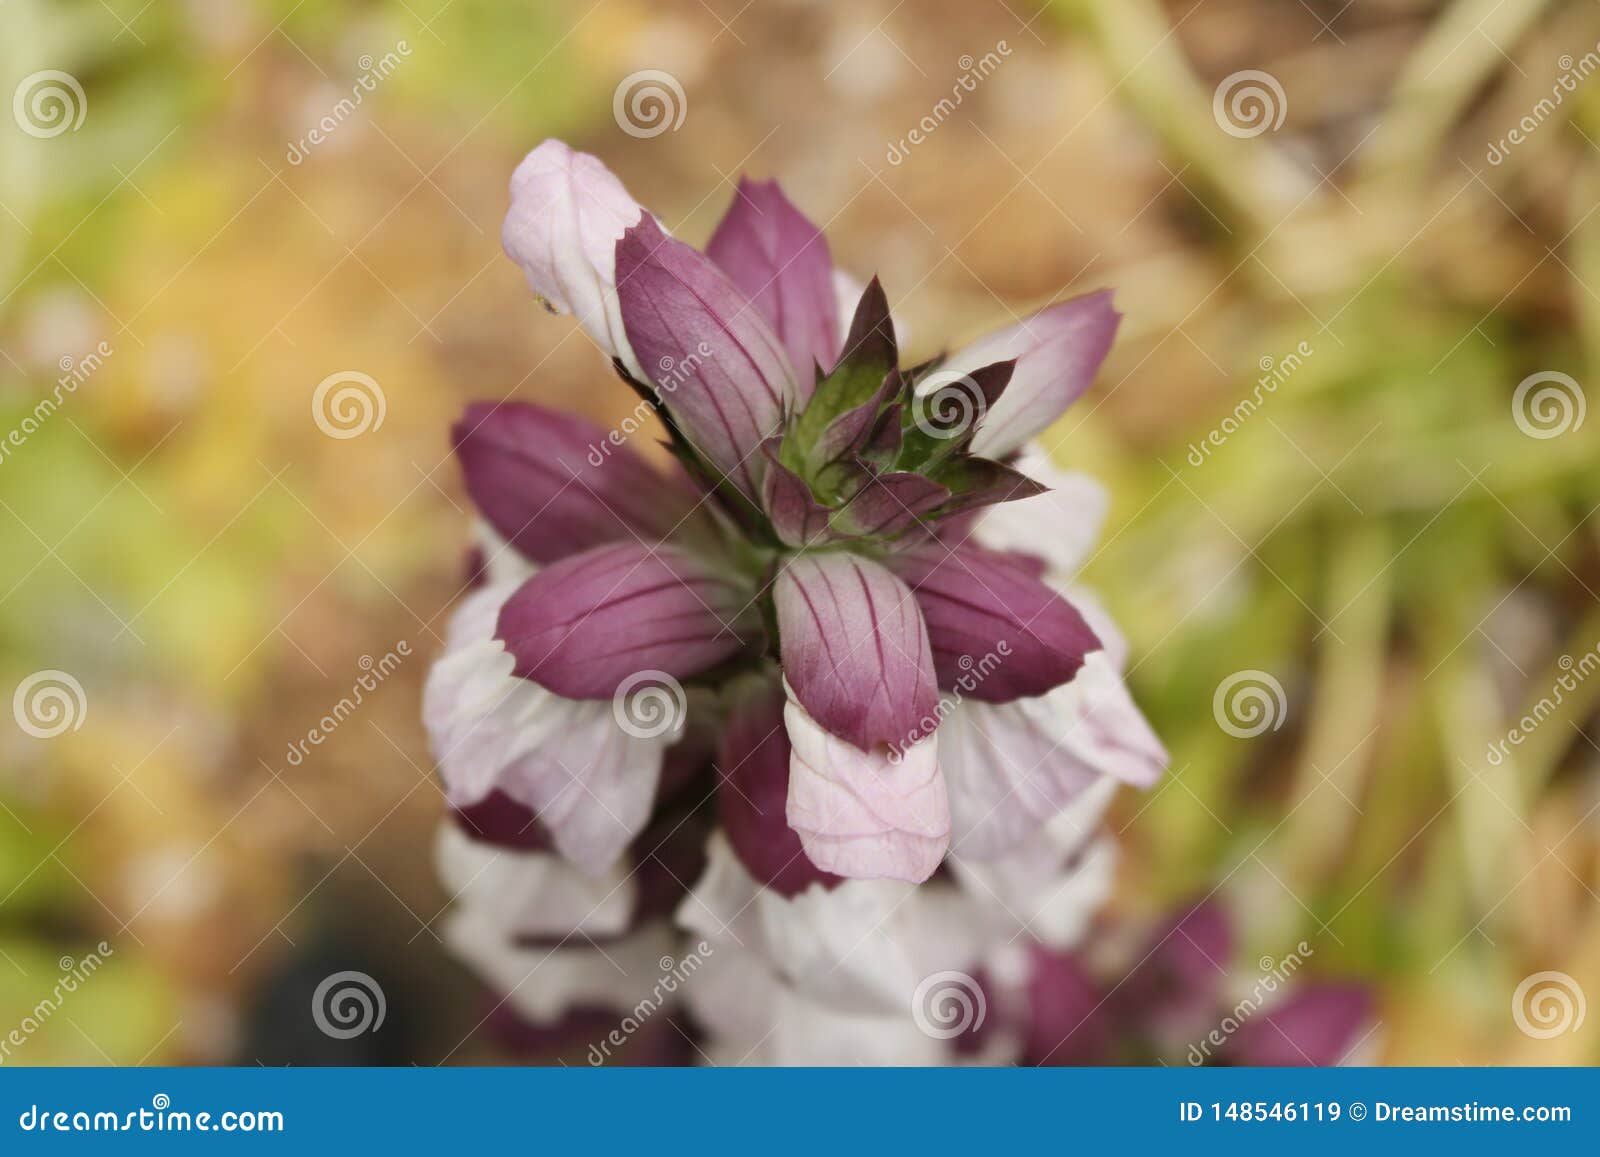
<box><xmin>501</xmin><ymin>140</ymin><xmax>646</xmax><ymax>372</ymax></box>
<box><xmin>782</xmin><ymin>686</ymin><xmax>949</xmax><ymax>883</ymax></box>
<box><xmin>973</xmin><ymin>444</ymin><xmax>1108</xmax><ymax>579</ymax></box>
<box><xmin>939</xmin><ymin>653</ymin><xmax>1165</xmax><ymax>859</ymax></box>
<box><xmin>680</xmin><ymin>835</ymin><xmax>984</xmax><ymax>1017</ymax></box>
<box><xmin>442</xmin><ymin>909</ymin><xmax>678</xmax><ymax>1026</ymax></box>
<box><xmin>951</xmin><ymin>831</ymin><xmax>1118</xmax><ymax>950</ymax></box>
<box><xmin>434</xmin><ymin>824</ymin><xmax>635</xmax><ymax>939</ymax></box>
<box><xmin>422</xmin><ymin>579</ymin><xmax>673</xmax><ymax>875</ymax></box>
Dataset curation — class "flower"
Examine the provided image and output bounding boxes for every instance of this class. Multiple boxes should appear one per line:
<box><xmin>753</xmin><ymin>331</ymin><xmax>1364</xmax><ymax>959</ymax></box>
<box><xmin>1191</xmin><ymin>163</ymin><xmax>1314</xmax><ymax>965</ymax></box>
<box><xmin>1021</xmin><ymin>899</ymin><xmax>1377</xmax><ymax>1067</ymax></box>
<box><xmin>425</xmin><ymin>136</ymin><xmax>1166</xmax><ymax>905</ymax></box>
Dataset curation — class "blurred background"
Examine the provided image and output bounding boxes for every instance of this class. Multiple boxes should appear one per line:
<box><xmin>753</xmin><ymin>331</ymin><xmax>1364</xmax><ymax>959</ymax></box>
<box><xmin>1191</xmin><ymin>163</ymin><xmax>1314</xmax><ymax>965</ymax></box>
<box><xmin>2</xmin><ymin>0</ymin><xmax>1599</xmax><ymax>1065</ymax></box>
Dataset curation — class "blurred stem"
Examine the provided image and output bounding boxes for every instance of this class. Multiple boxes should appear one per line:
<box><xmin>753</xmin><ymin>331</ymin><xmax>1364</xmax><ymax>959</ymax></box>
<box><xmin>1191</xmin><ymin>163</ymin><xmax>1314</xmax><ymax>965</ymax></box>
<box><xmin>1572</xmin><ymin>160</ymin><xmax>1600</xmax><ymax>373</ymax></box>
<box><xmin>1428</xmin><ymin>590</ymin><xmax>1536</xmax><ymax>939</ymax></box>
<box><xmin>1356</xmin><ymin>0</ymin><xmax>1555</xmax><ymax>188</ymax></box>
<box><xmin>1503</xmin><ymin>603</ymin><xmax>1600</xmax><ymax>789</ymax></box>
<box><xmin>1060</xmin><ymin>0</ymin><xmax>1314</xmax><ymax>237</ymax></box>
<box><xmin>1273</xmin><ymin>520</ymin><xmax>1391</xmax><ymax>889</ymax></box>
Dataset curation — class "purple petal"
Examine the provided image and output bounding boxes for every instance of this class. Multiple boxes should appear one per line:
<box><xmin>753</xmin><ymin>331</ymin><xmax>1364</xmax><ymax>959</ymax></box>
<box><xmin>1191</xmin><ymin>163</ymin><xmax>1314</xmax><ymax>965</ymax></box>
<box><xmin>706</xmin><ymin>177</ymin><xmax>839</xmax><ymax>398</ymax></box>
<box><xmin>1024</xmin><ymin>947</ymin><xmax>1116</xmax><ymax>1066</ymax></box>
<box><xmin>615</xmin><ymin>214</ymin><xmax>797</xmax><ymax>500</ymax></box>
<box><xmin>452</xmin><ymin>790</ymin><xmax>553</xmax><ymax>852</ymax></box>
<box><xmin>1226</xmin><ymin>984</ymin><xmax>1374</xmax><ymax>1066</ymax></box>
<box><xmin>760</xmin><ymin>441</ymin><xmax>838</xmax><ymax>548</ymax></box>
<box><xmin>808</xmin><ymin>367</ymin><xmax>901</xmax><ymax>480</ymax></box>
<box><xmin>1116</xmin><ymin>898</ymin><xmax>1234</xmax><ymax>1045</ymax></box>
<box><xmin>926</xmin><ymin>457</ymin><xmax>1049</xmax><ymax>520</ymax></box>
<box><xmin>501</xmin><ymin>140</ymin><xmax>645</xmax><ymax>366</ymax></box>
<box><xmin>831</xmin><ymin>470</ymin><xmax>950</xmax><ymax>537</ymax></box>
<box><xmin>891</xmin><ymin>544</ymin><xmax>1101</xmax><ymax>702</ymax></box>
<box><xmin>943</xmin><ymin>290</ymin><xmax>1121</xmax><ymax>459</ymax></box>
<box><xmin>773</xmin><ymin>551</ymin><xmax>938</xmax><ymax>751</ymax></box>
<box><xmin>717</xmin><ymin>678</ymin><xmax>844</xmax><ymax>897</ymax></box>
<box><xmin>453</xmin><ymin>401</ymin><xmax>694</xmax><ymax>565</ymax></box>
<box><xmin>497</xmin><ymin>542</ymin><xmax>751</xmax><ymax>699</ymax></box>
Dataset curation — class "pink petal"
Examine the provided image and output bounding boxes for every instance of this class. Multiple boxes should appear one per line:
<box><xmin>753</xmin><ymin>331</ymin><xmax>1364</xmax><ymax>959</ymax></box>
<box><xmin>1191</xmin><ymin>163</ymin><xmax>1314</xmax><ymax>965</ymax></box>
<box><xmin>497</xmin><ymin>542</ymin><xmax>751</xmax><ymax>699</ymax></box>
<box><xmin>717</xmin><ymin>678</ymin><xmax>844</xmax><ymax>898</ymax></box>
<box><xmin>615</xmin><ymin>214</ymin><xmax>797</xmax><ymax>500</ymax></box>
<box><xmin>938</xmin><ymin>654</ymin><xmax>1166</xmax><ymax>858</ymax></box>
<box><xmin>891</xmin><ymin>543</ymin><xmax>1102</xmax><ymax>703</ymax></box>
<box><xmin>706</xmin><ymin>177</ymin><xmax>839</xmax><ymax>398</ymax></box>
<box><xmin>422</xmin><ymin>580</ymin><xmax>672</xmax><ymax>874</ymax></box>
<box><xmin>453</xmin><ymin>401</ymin><xmax>695</xmax><ymax>565</ymax></box>
<box><xmin>773</xmin><ymin>551</ymin><xmax>939</xmax><ymax>751</ymax></box>
<box><xmin>972</xmin><ymin>445</ymin><xmax>1109</xmax><ymax>579</ymax></box>
<box><xmin>943</xmin><ymin>290</ymin><xmax>1120</xmax><ymax>460</ymax></box>
<box><xmin>501</xmin><ymin>140</ymin><xmax>645</xmax><ymax>367</ymax></box>
<box><xmin>1227</xmin><ymin>985</ymin><xmax>1373</xmax><ymax>1067</ymax></box>
<box><xmin>783</xmin><ymin>687</ymin><xmax>949</xmax><ymax>883</ymax></box>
